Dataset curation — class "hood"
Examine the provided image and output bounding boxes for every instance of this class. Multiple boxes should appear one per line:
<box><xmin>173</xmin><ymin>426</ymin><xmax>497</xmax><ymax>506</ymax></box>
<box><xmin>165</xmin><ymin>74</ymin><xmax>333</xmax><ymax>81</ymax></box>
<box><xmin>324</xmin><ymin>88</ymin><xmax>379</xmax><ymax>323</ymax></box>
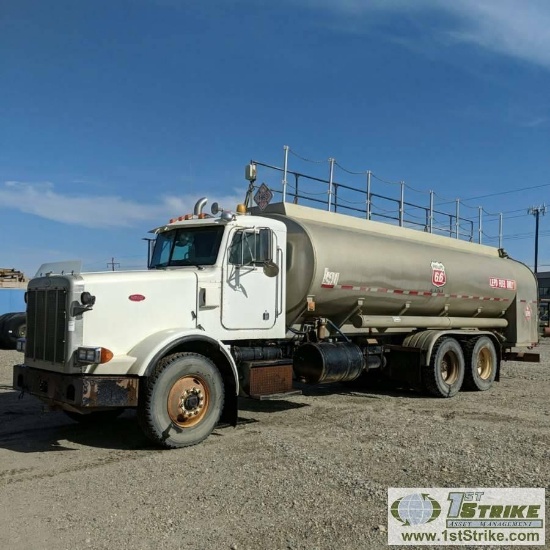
<box><xmin>77</xmin><ymin>269</ymin><xmax>199</xmax><ymax>354</ymax></box>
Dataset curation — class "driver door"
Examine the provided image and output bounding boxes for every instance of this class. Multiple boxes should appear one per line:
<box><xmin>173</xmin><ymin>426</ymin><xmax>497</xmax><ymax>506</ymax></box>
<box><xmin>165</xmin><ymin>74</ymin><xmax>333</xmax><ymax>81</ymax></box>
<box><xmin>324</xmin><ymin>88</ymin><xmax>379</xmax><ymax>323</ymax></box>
<box><xmin>221</xmin><ymin>227</ymin><xmax>278</xmax><ymax>330</ymax></box>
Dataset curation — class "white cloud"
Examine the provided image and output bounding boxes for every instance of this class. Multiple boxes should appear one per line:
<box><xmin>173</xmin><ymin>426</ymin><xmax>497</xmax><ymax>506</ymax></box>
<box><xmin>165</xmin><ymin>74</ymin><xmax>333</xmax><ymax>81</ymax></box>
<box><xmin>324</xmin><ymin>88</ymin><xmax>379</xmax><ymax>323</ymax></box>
<box><xmin>443</xmin><ymin>0</ymin><xmax>550</xmax><ymax>69</ymax></box>
<box><xmin>0</xmin><ymin>181</ymin><xmax>245</xmax><ymax>229</ymax></box>
<box><xmin>303</xmin><ymin>0</ymin><xmax>550</xmax><ymax>69</ymax></box>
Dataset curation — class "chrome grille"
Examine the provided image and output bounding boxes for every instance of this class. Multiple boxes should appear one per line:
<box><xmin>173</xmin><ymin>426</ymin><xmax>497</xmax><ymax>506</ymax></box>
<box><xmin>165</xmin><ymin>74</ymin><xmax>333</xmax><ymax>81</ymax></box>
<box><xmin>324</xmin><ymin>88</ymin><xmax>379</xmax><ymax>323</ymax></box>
<box><xmin>26</xmin><ymin>288</ymin><xmax>67</xmax><ymax>363</ymax></box>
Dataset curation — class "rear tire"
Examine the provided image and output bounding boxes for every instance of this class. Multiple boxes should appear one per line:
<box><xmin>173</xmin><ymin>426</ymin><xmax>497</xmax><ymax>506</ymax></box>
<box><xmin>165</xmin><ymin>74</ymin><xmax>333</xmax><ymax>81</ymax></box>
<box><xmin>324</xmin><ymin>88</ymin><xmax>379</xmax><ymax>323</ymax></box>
<box><xmin>138</xmin><ymin>352</ymin><xmax>224</xmax><ymax>449</ymax></box>
<box><xmin>463</xmin><ymin>337</ymin><xmax>497</xmax><ymax>391</ymax></box>
<box><xmin>423</xmin><ymin>337</ymin><xmax>464</xmax><ymax>397</ymax></box>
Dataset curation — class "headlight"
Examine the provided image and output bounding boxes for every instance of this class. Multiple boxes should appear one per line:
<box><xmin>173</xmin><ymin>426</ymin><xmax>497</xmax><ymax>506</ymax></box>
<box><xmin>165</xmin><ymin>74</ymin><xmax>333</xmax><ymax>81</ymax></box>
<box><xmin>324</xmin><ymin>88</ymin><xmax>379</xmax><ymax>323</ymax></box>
<box><xmin>77</xmin><ymin>347</ymin><xmax>100</xmax><ymax>363</ymax></box>
<box><xmin>76</xmin><ymin>347</ymin><xmax>113</xmax><ymax>364</ymax></box>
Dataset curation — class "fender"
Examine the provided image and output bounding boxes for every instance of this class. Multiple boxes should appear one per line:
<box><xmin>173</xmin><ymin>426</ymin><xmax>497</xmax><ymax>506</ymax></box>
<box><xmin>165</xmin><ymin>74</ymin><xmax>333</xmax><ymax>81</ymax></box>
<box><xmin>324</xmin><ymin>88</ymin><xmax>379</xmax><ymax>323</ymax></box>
<box><xmin>127</xmin><ymin>328</ymin><xmax>239</xmax><ymax>395</ymax></box>
<box><xmin>403</xmin><ymin>329</ymin><xmax>501</xmax><ymax>365</ymax></box>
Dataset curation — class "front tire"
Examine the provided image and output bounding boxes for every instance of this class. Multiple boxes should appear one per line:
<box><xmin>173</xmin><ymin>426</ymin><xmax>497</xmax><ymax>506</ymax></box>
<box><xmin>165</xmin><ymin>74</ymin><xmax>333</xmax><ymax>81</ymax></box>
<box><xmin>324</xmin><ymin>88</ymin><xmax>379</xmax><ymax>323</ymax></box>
<box><xmin>138</xmin><ymin>352</ymin><xmax>224</xmax><ymax>449</ymax></box>
<box><xmin>423</xmin><ymin>337</ymin><xmax>465</xmax><ymax>397</ymax></box>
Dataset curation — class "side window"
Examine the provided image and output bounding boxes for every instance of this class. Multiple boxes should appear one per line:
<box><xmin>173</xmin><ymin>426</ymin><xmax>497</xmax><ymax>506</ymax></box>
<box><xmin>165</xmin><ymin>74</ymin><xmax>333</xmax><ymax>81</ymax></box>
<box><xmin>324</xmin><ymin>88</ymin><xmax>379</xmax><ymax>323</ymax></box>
<box><xmin>255</xmin><ymin>228</ymin><xmax>271</xmax><ymax>262</ymax></box>
<box><xmin>229</xmin><ymin>228</ymin><xmax>271</xmax><ymax>266</ymax></box>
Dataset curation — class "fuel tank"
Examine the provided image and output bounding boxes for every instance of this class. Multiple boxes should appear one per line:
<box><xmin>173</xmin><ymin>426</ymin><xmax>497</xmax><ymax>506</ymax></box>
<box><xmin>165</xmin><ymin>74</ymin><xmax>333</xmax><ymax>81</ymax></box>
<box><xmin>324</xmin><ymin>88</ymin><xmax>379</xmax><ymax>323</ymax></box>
<box><xmin>257</xmin><ymin>203</ymin><xmax>538</xmax><ymax>346</ymax></box>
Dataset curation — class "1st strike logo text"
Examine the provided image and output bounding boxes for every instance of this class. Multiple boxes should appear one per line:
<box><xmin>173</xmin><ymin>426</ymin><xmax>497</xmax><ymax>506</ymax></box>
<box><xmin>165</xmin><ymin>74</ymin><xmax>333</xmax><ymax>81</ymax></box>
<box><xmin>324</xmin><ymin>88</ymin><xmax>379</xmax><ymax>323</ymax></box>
<box><xmin>446</xmin><ymin>492</ymin><xmax>542</xmax><ymax>528</ymax></box>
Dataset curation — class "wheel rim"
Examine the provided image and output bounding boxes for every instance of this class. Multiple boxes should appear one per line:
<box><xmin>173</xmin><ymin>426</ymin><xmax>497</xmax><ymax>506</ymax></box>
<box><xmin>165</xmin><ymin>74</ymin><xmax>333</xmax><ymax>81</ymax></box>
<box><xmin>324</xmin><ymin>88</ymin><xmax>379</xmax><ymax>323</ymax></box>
<box><xmin>476</xmin><ymin>347</ymin><xmax>494</xmax><ymax>380</ymax></box>
<box><xmin>441</xmin><ymin>351</ymin><xmax>460</xmax><ymax>384</ymax></box>
<box><xmin>167</xmin><ymin>375</ymin><xmax>210</xmax><ymax>428</ymax></box>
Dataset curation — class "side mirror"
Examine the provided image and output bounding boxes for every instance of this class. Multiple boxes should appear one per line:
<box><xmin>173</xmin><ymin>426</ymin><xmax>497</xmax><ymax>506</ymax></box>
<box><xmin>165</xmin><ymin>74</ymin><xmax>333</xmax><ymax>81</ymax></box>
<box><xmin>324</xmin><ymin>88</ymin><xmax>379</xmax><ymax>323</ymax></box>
<box><xmin>211</xmin><ymin>202</ymin><xmax>221</xmax><ymax>215</ymax></box>
<box><xmin>263</xmin><ymin>260</ymin><xmax>279</xmax><ymax>278</ymax></box>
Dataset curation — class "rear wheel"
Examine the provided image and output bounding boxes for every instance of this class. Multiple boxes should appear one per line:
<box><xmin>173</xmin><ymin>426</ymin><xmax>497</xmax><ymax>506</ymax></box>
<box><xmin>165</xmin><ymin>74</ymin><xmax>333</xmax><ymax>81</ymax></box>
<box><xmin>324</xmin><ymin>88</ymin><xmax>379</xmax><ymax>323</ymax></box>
<box><xmin>138</xmin><ymin>352</ymin><xmax>224</xmax><ymax>448</ymax></box>
<box><xmin>463</xmin><ymin>337</ymin><xmax>497</xmax><ymax>391</ymax></box>
<box><xmin>423</xmin><ymin>337</ymin><xmax>464</xmax><ymax>397</ymax></box>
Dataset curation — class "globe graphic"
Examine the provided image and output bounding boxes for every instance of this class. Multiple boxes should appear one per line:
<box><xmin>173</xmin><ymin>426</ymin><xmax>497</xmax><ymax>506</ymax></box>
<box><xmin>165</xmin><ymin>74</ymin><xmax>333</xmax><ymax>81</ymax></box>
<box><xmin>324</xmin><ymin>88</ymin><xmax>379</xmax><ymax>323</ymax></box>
<box><xmin>397</xmin><ymin>494</ymin><xmax>435</xmax><ymax>525</ymax></box>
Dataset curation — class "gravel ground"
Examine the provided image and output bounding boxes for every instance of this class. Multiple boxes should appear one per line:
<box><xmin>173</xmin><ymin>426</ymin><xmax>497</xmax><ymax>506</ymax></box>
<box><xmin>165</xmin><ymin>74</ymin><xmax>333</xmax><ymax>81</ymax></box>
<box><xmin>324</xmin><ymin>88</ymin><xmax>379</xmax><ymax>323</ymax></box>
<box><xmin>0</xmin><ymin>345</ymin><xmax>548</xmax><ymax>550</ymax></box>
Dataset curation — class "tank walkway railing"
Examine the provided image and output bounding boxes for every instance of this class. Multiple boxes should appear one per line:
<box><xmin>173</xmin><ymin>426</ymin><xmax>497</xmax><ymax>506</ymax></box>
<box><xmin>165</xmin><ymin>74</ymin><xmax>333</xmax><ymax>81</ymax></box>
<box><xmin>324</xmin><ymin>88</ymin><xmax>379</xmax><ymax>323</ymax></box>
<box><xmin>250</xmin><ymin>146</ymin><xmax>504</xmax><ymax>246</ymax></box>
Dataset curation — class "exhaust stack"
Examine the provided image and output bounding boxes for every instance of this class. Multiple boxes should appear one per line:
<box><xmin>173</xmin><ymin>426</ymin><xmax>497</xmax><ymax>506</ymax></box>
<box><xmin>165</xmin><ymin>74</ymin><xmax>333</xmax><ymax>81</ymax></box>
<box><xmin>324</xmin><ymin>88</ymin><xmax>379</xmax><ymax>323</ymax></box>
<box><xmin>194</xmin><ymin>197</ymin><xmax>208</xmax><ymax>216</ymax></box>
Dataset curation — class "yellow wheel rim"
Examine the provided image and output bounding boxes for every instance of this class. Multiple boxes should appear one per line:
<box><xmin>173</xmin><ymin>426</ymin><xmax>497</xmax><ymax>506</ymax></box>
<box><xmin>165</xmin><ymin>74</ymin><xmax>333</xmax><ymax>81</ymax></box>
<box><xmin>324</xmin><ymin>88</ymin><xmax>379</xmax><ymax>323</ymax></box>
<box><xmin>167</xmin><ymin>375</ymin><xmax>210</xmax><ymax>428</ymax></box>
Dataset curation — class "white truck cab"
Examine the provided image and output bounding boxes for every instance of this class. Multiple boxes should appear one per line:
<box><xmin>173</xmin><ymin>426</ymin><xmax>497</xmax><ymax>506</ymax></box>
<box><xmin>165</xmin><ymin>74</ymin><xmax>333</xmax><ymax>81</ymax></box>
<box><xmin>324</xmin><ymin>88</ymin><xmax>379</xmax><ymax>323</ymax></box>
<box><xmin>14</xmin><ymin>199</ymin><xmax>288</xmax><ymax>448</ymax></box>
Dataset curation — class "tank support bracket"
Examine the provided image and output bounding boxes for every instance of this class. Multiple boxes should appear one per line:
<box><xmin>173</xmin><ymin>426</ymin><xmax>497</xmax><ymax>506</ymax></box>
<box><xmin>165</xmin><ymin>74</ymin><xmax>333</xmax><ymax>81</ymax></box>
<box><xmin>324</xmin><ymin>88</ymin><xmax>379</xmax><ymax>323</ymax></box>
<box><xmin>334</xmin><ymin>299</ymin><xmax>364</xmax><ymax>329</ymax></box>
<box><xmin>398</xmin><ymin>301</ymin><xmax>411</xmax><ymax>316</ymax></box>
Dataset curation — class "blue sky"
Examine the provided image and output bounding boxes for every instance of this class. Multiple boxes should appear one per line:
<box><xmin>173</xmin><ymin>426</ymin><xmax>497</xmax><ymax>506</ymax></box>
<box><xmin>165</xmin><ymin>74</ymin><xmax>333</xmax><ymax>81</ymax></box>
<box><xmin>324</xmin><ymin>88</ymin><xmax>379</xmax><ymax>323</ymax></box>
<box><xmin>1</xmin><ymin>0</ymin><xmax>550</xmax><ymax>276</ymax></box>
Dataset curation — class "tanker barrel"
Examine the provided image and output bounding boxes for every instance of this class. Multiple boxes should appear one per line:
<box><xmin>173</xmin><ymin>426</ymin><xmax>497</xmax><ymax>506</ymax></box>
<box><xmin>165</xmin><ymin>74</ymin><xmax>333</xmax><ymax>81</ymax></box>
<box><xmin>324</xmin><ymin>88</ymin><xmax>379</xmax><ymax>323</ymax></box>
<box><xmin>351</xmin><ymin>315</ymin><xmax>508</xmax><ymax>330</ymax></box>
<box><xmin>257</xmin><ymin>202</ymin><xmax>537</xmax><ymax>346</ymax></box>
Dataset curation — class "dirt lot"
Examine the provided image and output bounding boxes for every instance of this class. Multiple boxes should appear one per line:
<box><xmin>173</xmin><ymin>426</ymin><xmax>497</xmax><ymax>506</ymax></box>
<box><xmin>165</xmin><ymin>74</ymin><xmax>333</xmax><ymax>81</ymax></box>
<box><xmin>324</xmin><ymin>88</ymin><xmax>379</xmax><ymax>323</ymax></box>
<box><xmin>0</xmin><ymin>345</ymin><xmax>548</xmax><ymax>550</ymax></box>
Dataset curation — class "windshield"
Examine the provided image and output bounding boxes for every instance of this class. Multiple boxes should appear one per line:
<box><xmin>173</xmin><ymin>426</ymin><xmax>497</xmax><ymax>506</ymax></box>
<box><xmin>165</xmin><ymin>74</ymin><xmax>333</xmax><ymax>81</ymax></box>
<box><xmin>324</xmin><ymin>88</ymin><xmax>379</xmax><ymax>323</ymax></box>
<box><xmin>150</xmin><ymin>226</ymin><xmax>225</xmax><ymax>268</ymax></box>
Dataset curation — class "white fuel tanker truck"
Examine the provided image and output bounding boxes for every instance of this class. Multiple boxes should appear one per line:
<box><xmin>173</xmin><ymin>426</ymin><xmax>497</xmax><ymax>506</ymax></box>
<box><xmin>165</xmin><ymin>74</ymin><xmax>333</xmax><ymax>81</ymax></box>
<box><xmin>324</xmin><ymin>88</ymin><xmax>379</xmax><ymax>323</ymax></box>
<box><xmin>13</xmin><ymin>174</ymin><xmax>539</xmax><ymax>448</ymax></box>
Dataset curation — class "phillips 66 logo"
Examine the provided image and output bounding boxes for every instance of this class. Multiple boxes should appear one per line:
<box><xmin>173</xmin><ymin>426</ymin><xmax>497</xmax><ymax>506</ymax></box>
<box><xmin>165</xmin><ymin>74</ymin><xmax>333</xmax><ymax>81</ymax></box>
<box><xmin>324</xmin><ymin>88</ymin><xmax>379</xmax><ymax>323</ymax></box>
<box><xmin>431</xmin><ymin>261</ymin><xmax>446</xmax><ymax>287</ymax></box>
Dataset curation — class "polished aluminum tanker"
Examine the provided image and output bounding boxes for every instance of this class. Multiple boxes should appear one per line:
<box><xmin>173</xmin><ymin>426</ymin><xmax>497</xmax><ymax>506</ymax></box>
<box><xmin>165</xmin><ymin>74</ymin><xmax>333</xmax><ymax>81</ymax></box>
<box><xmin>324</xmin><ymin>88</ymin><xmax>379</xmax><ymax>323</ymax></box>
<box><xmin>258</xmin><ymin>202</ymin><xmax>538</xmax><ymax>347</ymax></box>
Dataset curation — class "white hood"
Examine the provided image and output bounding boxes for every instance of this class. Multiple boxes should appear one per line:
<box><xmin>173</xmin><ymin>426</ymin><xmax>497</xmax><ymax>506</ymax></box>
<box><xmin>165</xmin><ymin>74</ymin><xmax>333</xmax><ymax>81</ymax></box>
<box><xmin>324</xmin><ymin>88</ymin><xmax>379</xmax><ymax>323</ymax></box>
<box><xmin>79</xmin><ymin>269</ymin><xmax>199</xmax><ymax>354</ymax></box>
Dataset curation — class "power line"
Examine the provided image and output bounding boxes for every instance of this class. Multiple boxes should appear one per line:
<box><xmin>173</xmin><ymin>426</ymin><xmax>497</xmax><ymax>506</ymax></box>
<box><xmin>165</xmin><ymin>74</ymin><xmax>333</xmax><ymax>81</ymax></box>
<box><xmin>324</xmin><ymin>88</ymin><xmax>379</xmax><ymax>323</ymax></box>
<box><xmin>462</xmin><ymin>182</ymin><xmax>550</xmax><ymax>201</ymax></box>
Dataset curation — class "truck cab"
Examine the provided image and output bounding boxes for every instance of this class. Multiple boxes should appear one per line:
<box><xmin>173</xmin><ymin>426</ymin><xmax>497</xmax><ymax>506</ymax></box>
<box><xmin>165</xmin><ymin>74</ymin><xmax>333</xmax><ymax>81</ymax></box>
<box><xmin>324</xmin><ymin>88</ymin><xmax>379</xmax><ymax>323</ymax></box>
<box><xmin>14</xmin><ymin>199</ymin><xmax>287</xmax><ymax>448</ymax></box>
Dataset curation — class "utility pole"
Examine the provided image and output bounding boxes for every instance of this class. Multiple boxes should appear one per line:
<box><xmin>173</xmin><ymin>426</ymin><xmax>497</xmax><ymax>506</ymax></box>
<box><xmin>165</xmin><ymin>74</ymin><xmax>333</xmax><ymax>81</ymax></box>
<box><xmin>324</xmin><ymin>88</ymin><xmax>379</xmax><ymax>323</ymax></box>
<box><xmin>107</xmin><ymin>257</ymin><xmax>120</xmax><ymax>271</ymax></box>
<box><xmin>528</xmin><ymin>205</ymin><xmax>547</xmax><ymax>273</ymax></box>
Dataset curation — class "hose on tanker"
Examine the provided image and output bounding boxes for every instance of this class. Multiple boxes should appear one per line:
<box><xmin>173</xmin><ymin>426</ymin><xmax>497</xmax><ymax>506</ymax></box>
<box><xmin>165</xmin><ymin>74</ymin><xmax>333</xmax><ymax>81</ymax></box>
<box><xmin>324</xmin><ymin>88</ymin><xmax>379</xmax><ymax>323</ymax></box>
<box><xmin>287</xmin><ymin>326</ymin><xmax>308</xmax><ymax>337</ymax></box>
<box><xmin>287</xmin><ymin>320</ymin><xmax>350</xmax><ymax>342</ymax></box>
<box><xmin>325</xmin><ymin>319</ymin><xmax>350</xmax><ymax>343</ymax></box>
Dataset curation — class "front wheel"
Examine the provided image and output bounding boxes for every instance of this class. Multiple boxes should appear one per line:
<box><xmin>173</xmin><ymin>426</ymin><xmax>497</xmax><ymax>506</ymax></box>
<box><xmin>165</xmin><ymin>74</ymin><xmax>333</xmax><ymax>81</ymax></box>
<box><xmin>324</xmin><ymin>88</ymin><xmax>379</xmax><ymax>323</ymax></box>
<box><xmin>138</xmin><ymin>352</ymin><xmax>224</xmax><ymax>448</ymax></box>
